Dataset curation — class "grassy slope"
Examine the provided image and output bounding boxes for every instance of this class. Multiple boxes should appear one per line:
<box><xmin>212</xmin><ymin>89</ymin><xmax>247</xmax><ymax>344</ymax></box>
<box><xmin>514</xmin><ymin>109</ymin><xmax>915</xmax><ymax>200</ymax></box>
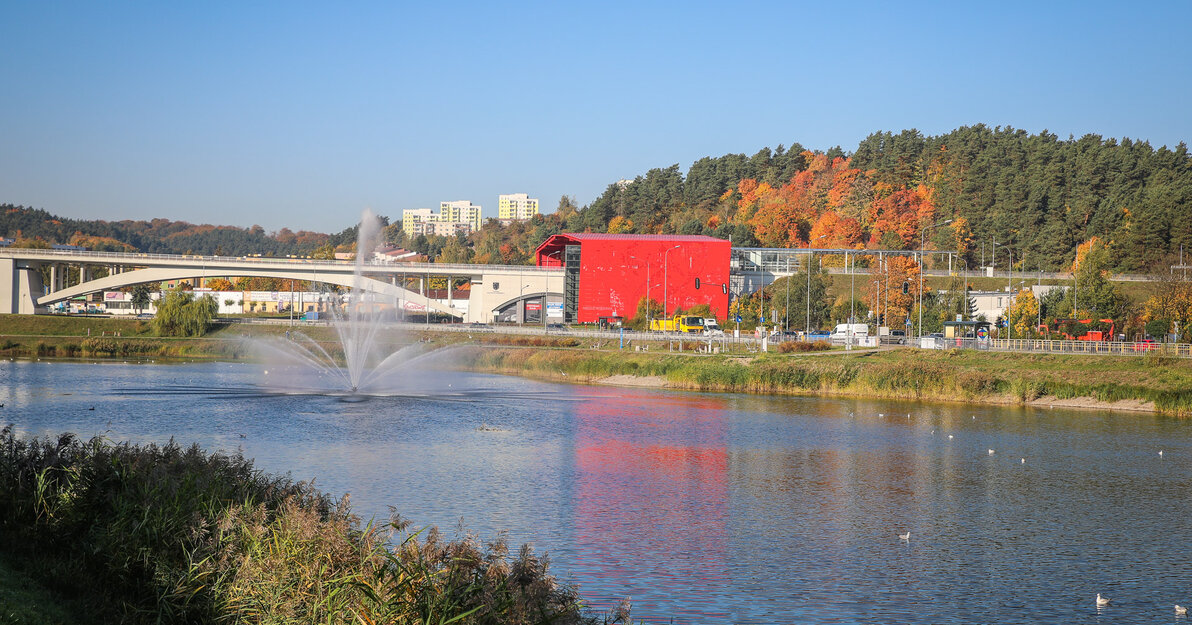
<box><xmin>468</xmin><ymin>347</ymin><xmax>1192</xmax><ymax>416</ymax></box>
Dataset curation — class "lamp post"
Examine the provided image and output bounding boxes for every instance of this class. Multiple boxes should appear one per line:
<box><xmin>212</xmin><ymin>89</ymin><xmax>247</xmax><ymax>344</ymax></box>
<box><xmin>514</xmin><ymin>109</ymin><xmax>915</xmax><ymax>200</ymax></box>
<box><xmin>919</xmin><ymin>219</ymin><xmax>953</xmax><ymax>339</ymax></box>
<box><xmin>519</xmin><ymin>282</ymin><xmax>532</xmax><ymax>325</ymax></box>
<box><xmin>806</xmin><ymin>234</ymin><xmax>828</xmax><ymax>338</ymax></box>
<box><xmin>847</xmin><ymin>250</ymin><xmax>855</xmax><ymax>350</ymax></box>
<box><xmin>662</xmin><ymin>245</ymin><xmax>680</xmax><ymax>319</ymax></box>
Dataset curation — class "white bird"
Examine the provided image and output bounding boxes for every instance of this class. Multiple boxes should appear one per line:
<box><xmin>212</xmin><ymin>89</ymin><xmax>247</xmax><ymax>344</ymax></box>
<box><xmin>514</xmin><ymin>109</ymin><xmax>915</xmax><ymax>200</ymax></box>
<box><xmin>878</xmin><ymin>413</ymin><xmax>885</xmax><ymax>418</ymax></box>
<box><xmin>972</xmin><ymin>415</ymin><xmax>976</xmax><ymax>420</ymax></box>
<box><xmin>898</xmin><ymin>531</ymin><xmax>910</xmax><ymax>541</ymax></box>
<box><xmin>1159</xmin><ymin>450</ymin><xmax>1164</xmax><ymax>457</ymax></box>
<box><xmin>988</xmin><ymin>449</ymin><xmax>995</xmax><ymax>455</ymax></box>
<box><xmin>1176</xmin><ymin>604</ymin><xmax>1187</xmax><ymax>615</ymax></box>
<box><xmin>1021</xmin><ymin>458</ymin><xmax>1026</xmax><ymax>464</ymax></box>
<box><xmin>1096</xmin><ymin>593</ymin><xmax>1111</xmax><ymax>607</ymax></box>
<box><xmin>948</xmin><ymin>434</ymin><xmax>954</xmax><ymax>440</ymax></box>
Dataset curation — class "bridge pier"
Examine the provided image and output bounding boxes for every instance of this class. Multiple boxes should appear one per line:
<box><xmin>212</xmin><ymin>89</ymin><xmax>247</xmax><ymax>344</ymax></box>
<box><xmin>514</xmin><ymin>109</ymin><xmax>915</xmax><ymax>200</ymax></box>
<box><xmin>1</xmin><ymin>258</ymin><xmax>45</xmax><ymax>314</ymax></box>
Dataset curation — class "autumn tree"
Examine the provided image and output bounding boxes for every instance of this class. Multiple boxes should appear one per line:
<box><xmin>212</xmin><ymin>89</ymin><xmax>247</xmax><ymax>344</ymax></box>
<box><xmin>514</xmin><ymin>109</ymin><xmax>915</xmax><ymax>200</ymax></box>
<box><xmin>204</xmin><ymin>278</ymin><xmax>236</xmax><ymax>291</ymax></box>
<box><xmin>1006</xmin><ymin>288</ymin><xmax>1040</xmax><ymax>338</ymax></box>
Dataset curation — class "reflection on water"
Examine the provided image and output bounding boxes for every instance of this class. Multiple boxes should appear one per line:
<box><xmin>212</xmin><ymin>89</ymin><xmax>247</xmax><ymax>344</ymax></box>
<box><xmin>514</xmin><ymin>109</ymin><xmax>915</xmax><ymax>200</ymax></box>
<box><xmin>2</xmin><ymin>359</ymin><xmax>1191</xmax><ymax>624</ymax></box>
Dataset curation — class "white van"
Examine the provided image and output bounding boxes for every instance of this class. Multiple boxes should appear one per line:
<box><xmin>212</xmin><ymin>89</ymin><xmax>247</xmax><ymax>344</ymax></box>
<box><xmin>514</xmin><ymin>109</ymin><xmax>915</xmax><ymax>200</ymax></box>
<box><xmin>830</xmin><ymin>323</ymin><xmax>869</xmax><ymax>343</ymax></box>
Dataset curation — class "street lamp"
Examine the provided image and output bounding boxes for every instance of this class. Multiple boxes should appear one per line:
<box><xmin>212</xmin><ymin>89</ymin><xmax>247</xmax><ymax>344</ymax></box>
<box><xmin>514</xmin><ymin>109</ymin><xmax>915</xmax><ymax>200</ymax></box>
<box><xmin>519</xmin><ymin>282</ymin><xmax>533</xmax><ymax>325</ymax></box>
<box><xmin>806</xmin><ymin>234</ymin><xmax>828</xmax><ymax>338</ymax></box>
<box><xmin>662</xmin><ymin>245</ymin><xmax>680</xmax><ymax>318</ymax></box>
<box><xmin>919</xmin><ymin>219</ymin><xmax>953</xmax><ymax>340</ymax></box>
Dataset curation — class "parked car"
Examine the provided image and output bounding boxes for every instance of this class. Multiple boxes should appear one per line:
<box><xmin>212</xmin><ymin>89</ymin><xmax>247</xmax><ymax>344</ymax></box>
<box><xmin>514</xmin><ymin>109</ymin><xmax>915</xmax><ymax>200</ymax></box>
<box><xmin>1133</xmin><ymin>337</ymin><xmax>1159</xmax><ymax>352</ymax></box>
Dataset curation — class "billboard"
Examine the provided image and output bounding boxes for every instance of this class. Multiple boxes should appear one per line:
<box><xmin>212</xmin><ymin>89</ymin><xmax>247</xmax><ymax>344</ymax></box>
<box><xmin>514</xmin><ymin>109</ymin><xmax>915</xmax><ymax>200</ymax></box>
<box><xmin>546</xmin><ymin>302</ymin><xmax>563</xmax><ymax>318</ymax></box>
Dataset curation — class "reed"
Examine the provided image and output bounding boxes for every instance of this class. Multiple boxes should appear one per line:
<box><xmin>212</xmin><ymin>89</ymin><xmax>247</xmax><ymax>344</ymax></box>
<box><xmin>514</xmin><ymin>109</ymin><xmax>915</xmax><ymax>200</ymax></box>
<box><xmin>466</xmin><ymin>347</ymin><xmax>1192</xmax><ymax>417</ymax></box>
<box><xmin>0</xmin><ymin>426</ymin><xmax>623</xmax><ymax>624</ymax></box>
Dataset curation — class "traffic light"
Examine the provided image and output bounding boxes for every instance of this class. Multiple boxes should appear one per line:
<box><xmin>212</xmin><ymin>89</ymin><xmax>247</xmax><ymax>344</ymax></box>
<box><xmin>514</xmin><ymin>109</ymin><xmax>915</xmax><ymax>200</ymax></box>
<box><xmin>902</xmin><ymin>281</ymin><xmax>909</xmax><ymax>294</ymax></box>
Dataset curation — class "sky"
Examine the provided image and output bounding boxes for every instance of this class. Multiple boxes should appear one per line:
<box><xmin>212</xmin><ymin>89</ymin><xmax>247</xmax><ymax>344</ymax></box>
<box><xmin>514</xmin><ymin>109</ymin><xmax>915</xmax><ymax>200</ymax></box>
<box><xmin>1</xmin><ymin>1</ymin><xmax>1189</xmax><ymax>233</ymax></box>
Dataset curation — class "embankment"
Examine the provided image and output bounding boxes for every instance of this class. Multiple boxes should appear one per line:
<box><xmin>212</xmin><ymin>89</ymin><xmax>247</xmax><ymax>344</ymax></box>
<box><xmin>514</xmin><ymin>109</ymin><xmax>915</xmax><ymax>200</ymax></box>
<box><xmin>466</xmin><ymin>346</ymin><xmax>1192</xmax><ymax>417</ymax></box>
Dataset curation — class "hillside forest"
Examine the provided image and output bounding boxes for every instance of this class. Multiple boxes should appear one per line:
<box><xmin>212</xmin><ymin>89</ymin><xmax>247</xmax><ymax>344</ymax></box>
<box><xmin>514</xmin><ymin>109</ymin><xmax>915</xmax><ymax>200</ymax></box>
<box><xmin>4</xmin><ymin>125</ymin><xmax>1191</xmax><ymax>336</ymax></box>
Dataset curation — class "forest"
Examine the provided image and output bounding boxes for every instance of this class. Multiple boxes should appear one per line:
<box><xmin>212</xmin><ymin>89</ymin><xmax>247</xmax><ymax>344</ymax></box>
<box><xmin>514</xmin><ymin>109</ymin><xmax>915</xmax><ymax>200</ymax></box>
<box><xmin>440</xmin><ymin>125</ymin><xmax>1190</xmax><ymax>273</ymax></box>
<box><xmin>4</xmin><ymin>124</ymin><xmax>1190</xmax><ymax>274</ymax></box>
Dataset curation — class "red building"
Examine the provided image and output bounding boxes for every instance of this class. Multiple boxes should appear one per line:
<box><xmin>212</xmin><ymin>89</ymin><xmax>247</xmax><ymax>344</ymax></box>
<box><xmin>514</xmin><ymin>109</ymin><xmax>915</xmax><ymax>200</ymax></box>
<box><xmin>535</xmin><ymin>234</ymin><xmax>731</xmax><ymax>323</ymax></box>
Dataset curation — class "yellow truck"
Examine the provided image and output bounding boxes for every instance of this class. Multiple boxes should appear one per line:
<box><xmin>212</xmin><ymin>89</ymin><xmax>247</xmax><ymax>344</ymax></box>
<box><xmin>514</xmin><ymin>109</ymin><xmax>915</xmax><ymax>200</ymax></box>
<box><xmin>649</xmin><ymin>315</ymin><xmax>707</xmax><ymax>333</ymax></box>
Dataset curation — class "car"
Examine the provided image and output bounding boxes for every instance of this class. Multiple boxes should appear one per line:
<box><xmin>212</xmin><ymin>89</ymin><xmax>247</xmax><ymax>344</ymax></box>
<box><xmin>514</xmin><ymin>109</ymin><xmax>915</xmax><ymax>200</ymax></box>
<box><xmin>1133</xmin><ymin>337</ymin><xmax>1159</xmax><ymax>352</ymax></box>
<box><xmin>546</xmin><ymin>323</ymin><xmax>566</xmax><ymax>330</ymax></box>
<box><xmin>135</xmin><ymin>313</ymin><xmax>154</xmax><ymax>319</ymax></box>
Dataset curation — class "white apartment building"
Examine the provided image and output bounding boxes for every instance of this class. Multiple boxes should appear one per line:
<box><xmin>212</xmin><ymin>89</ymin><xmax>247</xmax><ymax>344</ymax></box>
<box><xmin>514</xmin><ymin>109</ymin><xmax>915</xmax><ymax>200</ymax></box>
<box><xmin>498</xmin><ymin>193</ymin><xmax>539</xmax><ymax>221</ymax></box>
<box><xmin>440</xmin><ymin>200</ymin><xmax>482</xmax><ymax>231</ymax></box>
<box><xmin>402</xmin><ymin>204</ymin><xmax>479</xmax><ymax>238</ymax></box>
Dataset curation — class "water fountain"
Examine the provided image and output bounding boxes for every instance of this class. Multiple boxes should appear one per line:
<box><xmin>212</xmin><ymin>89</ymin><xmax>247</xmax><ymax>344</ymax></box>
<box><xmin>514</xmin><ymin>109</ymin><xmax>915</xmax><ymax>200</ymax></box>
<box><xmin>251</xmin><ymin>210</ymin><xmax>456</xmax><ymax>396</ymax></box>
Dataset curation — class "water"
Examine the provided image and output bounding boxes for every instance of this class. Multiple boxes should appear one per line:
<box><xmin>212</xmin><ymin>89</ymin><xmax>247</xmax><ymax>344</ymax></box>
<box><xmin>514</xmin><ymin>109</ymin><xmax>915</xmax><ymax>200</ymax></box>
<box><xmin>3</xmin><ymin>359</ymin><xmax>1191</xmax><ymax>624</ymax></box>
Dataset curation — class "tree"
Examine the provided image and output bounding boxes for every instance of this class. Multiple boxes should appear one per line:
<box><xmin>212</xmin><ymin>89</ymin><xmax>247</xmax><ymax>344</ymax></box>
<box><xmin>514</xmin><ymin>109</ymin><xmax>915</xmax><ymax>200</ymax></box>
<box><xmin>204</xmin><ymin>278</ymin><xmax>235</xmax><ymax>291</ymax></box>
<box><xmin>438</xmin><ymin>237</ymin><xmax>472</xmax><ymax>264</ymax></box>
<box><xmin>312</xmin><ymin>243</ymin><xmax>337</xmax><ymax>260</ymax></box>
<box><xmin>130</xmin><ymin>284</ymin><xmax>153</xmax><ymax>315</ymax></box>
<box><xmin>152</xmin><ymin>290</ymin><xmax>218</xmax><ymax>337</ymax></box>
<box><xmin>1006</xmin><ymin>288</ymin><xmax>1040</xmax><ymax>337</ymax></box>
<box><xmin>766</xmin><ymin>265</ymin><xmax>833</xmax><ymax>331</ymax></box>
<box><xmin>1070</xmin><ymin>237</ymin><xmax>1128</xmax><ymax>320</ymax></box>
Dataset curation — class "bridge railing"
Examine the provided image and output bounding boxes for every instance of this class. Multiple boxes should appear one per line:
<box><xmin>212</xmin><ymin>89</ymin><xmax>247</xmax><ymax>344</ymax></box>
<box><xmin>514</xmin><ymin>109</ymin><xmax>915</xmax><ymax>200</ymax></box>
<box><xmin>0</xmin><ymin>247</ymin><xmax>557</xmax><ymax>274</ymax></box>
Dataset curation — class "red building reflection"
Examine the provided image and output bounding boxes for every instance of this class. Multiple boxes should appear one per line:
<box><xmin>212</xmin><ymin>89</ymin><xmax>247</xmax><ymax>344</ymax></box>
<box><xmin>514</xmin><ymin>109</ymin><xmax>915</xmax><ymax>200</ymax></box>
<box><xmin>570</xmin><ymin>389</ymin><xmax>730</xmax><ymax>618</ymax></box>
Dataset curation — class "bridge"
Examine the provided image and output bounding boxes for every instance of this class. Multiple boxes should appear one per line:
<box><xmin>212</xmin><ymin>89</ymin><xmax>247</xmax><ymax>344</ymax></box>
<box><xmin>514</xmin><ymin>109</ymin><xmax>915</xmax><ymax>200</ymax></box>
<box><xmin>0</xmin><ymin>248</ymin><xmax>563</xmax><ymax>323</ymax></box>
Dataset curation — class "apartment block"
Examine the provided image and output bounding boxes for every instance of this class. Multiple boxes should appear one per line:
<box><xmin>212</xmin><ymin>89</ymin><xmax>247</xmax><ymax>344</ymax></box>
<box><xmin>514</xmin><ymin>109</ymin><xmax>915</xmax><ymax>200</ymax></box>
<box><xmin>402</xmin><ymin>202</ymin><xmax>481</xmax><ymax>238</ymax></box>
<box><xmin>498</xmin><ymin>193</ymin><xmax>539</xmax><ymax>221</ymax></box>
<box><xmin>439</xmin><ymin>200</ymin><xmax>482</xmax><ymax>231</ymax></box>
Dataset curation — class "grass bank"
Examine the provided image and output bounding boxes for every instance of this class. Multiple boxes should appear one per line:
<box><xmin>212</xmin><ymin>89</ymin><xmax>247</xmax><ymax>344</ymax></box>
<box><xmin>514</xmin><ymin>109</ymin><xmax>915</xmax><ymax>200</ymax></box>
<box><xmin>468</xmin><ymin>347</ymin><xmax>1192</xmax><ymax>417</ymax></box>
<box><xmin>0</xmin><ymin>426</ymin><xmax>630</xmax><ymax>625</ymax></box>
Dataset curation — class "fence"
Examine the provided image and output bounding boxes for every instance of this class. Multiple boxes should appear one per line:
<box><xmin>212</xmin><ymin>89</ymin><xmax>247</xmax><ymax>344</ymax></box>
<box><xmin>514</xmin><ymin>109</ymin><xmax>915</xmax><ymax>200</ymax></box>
<box><xmin>916</xmin><ymin>336</ymin><xmax>1192</xmax><ymax>358</ymax></box>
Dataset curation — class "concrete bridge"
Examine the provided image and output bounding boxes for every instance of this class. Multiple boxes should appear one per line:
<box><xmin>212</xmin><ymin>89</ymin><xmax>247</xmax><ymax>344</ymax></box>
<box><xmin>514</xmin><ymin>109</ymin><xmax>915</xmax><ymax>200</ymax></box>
<box><xmin>0</xmin><ymin>248</ymin><xmax>563</xmax><ymax>323</ymax></box>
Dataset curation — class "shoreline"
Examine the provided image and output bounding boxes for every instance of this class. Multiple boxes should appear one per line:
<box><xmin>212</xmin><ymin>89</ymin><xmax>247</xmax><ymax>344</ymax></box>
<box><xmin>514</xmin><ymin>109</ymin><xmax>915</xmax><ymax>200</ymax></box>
<box><xmin>2</xmin><ymin>313</ymin><xmax>1189</xmax><ymax>417</ymax></box>
<box><xmin>476</xmin><ymin>366</ymin><xmax>1161</xmax><ymax>415</ymax></box>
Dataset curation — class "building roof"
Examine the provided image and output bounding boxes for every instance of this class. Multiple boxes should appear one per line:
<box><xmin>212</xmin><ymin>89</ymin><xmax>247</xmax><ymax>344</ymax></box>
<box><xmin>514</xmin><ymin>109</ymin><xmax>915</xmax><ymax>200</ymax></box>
<box><xmin>549</xmin><ymin>233</ymin><xmax>728</xmax><ymax>243</ymax></box>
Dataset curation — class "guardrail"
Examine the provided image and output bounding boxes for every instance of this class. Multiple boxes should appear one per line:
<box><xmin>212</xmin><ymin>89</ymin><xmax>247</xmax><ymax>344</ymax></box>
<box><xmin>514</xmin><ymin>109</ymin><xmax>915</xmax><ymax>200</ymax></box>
<box><xmin>0</xmin><ymin>247</ymin><xmax>557</xmax><ymax>274</ymax></box>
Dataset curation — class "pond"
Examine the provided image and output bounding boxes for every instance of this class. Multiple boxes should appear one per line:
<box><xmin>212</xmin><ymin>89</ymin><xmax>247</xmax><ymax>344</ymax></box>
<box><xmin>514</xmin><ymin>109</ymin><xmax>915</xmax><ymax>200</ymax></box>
<box><xmin>2</xmin><ymin>359</ymin><xmax>1190</xmax><ymax>623</ymax></box>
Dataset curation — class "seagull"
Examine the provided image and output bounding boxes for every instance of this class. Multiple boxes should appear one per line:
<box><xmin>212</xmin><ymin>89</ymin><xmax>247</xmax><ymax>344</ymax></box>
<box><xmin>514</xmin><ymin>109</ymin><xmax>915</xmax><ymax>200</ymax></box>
<box><xmin>1021</xmin><ymin>458</ymin><xmax>1026</xmax><ymax>464</ymax></box>
<box><xmin>1176</xmin><ymin>605</ymin><xmax>1187</xmax><ymax>615</ymax></box>
<box><xmin>948</xmin><ymin>434</ymin><xmax>954</xmax><ymax>440</ymax></box>
<box><xmin>898</xmin><ymin>531</ymin><xmax>910</xmax><ymax>541</ymax></box>
<box><xmin>1096</xmin><ymin>594</ymin><xmax>1111</xmax><ymax>607</ymax></box>
<box><xmin>988</xmin><ymin>449</ymin><xmax>995</xmax><ymax>455</ymax></box>
<box><xmin>878</xmin><ymin>413</ymin><xmax>885</xmax><ymax>418</ymax></box>
<box><xmin>1159</xmin><ymin>450</ymin><xmax>1164</xmax><ymax>457</ymax></box>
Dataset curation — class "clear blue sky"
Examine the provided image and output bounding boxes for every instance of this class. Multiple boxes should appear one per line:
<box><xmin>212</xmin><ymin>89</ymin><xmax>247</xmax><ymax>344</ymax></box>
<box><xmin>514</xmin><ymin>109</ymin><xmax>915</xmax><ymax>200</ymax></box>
<box><xmin>1</xmin><ymin>1</ymin><xmax>1189</xmax><ymax>233</ymax></box>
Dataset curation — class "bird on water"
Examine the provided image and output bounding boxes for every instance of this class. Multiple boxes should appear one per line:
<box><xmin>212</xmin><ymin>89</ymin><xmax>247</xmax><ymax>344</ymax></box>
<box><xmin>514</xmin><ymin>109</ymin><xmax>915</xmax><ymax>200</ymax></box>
<box><xmin>1096</xmin><ymin>594</ymin><xmax>1111</xmax><ymax>607</ymax></box>
<box><xmin>898</xmin><ymin>532</ymin><xmax>910</xmax><ymax>541</ymax></box>
<box><xmin>1176</xmin><ymin>605</ymin><xmax>1187</xmax><ymax>615</ymax></box>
